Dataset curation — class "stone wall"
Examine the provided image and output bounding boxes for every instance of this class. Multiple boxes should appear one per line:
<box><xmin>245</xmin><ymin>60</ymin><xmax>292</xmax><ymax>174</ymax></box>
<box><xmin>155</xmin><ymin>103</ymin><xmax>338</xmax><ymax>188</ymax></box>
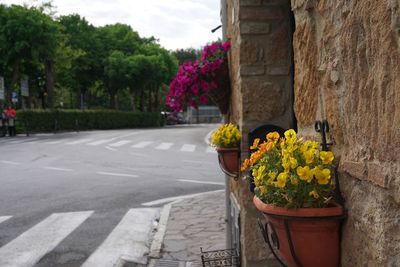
<box><xmin>224</xmin><ymin>0</ymin><xmax>295</xmax><ymax>266</ymax></box>
<box><xmin>291</xmin><ymin>0</ymin><xmax>400</xmax><ymax>266</ymax></box>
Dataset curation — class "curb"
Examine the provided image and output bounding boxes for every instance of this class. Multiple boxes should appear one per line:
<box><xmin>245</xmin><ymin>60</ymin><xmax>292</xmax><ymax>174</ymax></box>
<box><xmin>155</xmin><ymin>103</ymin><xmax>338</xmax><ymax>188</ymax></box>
<box><xmin>148</xmin><ymin>203</ymin><xmax>173</xmax><ymax>258</ymax></box>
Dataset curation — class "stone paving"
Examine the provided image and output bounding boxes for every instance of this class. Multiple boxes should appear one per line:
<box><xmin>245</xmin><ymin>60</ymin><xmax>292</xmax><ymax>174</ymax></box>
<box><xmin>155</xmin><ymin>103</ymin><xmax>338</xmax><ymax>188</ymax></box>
<box><xmin>159</xmin><ymin>191</ymin><xmax>226</xmax><ymax>263</ymax></box>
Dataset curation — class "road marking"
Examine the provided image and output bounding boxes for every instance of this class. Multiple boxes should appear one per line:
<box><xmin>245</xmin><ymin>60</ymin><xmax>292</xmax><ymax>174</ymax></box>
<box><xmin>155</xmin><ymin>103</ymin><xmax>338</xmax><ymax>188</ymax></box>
<box><xmin>108</xmin><ymin>140</ymin><xmax>132</xmax><ymax>147</ymax></box>
<box><xmin>180</xmin><ymin>144</ymin><xmax>196</xmax><ymax>152</ymax></box>
<box><xmin>8</xmin><ymin>138</ymin><xmax>38</xmax><ymax>144</ymax></box>
<box><xmin>155</xmin><ymin>142</ymin><xmax>173</xmax><ymax>150</ymax></box>
<box><xmin>87</xmin><ymin>139</ymin><xmax>114</xmax><ymax>146</ymax></box>
<box><xmin>82</xmin><ymin>208</ymin><xmax>159</xmax><ymax>267</ymax></box>
<box><xmin>0</xmin><ymin>216</ymin><xmax>12</xmax><ymax>224</ymax></box>
<box><xmin>96</xmin><ymin>172</ymin><xmax>139</xmax><ymax>178</ymax></box>
<box><xmin>141</xmin><ymin>190</ymin><xmax>225</xmax><ymax>206</ymax></box>
<box><xmin>131</xmin><ymin>141</ymin><xmax>153</xmax><ymax>148</ymax></box>
<box><xmin>105</xmin><ymin>146</ymin><xmax>117</xmax><ymax>151</ymax></box>
<box><xmin>206</xmin><ymin>146</ymin><xmax>217</xmax><ymax>153</ymax></box>
<box><xmin>0</xmin><ymin>160</ymin><xmax>21</xmax><ymax>165</ymax></box>
<box><xmin>0</xmin><ymin>211</ymin><xmax>93</xmax><ymax>267</ymax></box>
<box><xmin>177</xmin><ymin>179</ymin><xmax>225</xmax><ymax>186</ymax></box>
<box><xmin>43</xmin><ymin>166</ymin><xmax>74</xmax><ymax>172</ymax></box>
<box><xmin>43</xmin><ymin>140</ymin><xmax>67</xmax><ymax>145</ymax></box>
<box><xmin>65</xmin><ymin>138</ymin><xmax>93</xmax><ymax>145</ymax></box>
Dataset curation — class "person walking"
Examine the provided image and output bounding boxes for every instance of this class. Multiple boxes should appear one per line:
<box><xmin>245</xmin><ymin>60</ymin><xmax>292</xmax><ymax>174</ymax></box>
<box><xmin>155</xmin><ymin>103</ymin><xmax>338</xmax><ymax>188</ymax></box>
<box><xmin>5</xmin><ymin>105</ymin><xmax>16</xmax><ymax>137</ymax></box>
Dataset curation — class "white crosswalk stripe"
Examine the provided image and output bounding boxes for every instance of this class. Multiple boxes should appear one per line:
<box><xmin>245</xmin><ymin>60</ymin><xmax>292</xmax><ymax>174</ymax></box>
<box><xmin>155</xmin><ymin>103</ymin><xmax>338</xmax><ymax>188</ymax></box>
<box><xmin>82</xmin><ymin>208</ymin><xmax>159</xmax><ymax>267</ymax></box>
<box><xmin>108</xmin><ymin>140</ymin><xmax>132</xmax><ymax>147</ymax></box>
<box><xmin>8</xmin><ymin>138</ymin><xmax>38</xmax><ymax>144</ymax></box>
<box><xmin>0</xmin><ymin>211</ymin><xmax>93</xmax><ymax>267</ymax></box>
<box><xmin>43</xmin><ymin>139</ymin><xmax>68</xmax><ymax>145</ymax></box>
<box><xmin>2</xmin><ymin>136</ymin><xmax>212</xmax><ymax>155</ymax></box>
<box><xmin>86</xmin><ymin>139</ymin><xmax>113</xmax><ymax>146</ymax></box>
<box><xmin>155</xmin><ymin>142</ymin><xmax>173</xmax><ymax>150</ymax></box>
<box><xmin>0</xmin><ymin>216</ymin><xmax>12</xmax><ymax>224</ymax></box>
<box><xmin>0</xmin><ymin>208</ymin><xmax>161</xmax><ymax>267</ymax></box>
<box><xmin>65</xmin><ymin>138</ymin><xmax>93</xmax><ymax>145</ymax></box>
<box><xmin>180</xmin><ymin>144</ymin><xmax>196</xmax><ymax>152</ymax></box>
<box><xmin>131</xmin><ymin>141</ymin><xmax>153</xmax><ymax>148</ymax></box>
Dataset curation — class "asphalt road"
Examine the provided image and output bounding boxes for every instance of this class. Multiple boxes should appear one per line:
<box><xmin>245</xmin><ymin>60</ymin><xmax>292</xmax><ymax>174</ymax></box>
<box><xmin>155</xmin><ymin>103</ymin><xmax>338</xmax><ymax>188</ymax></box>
<box><xmin>0</xmin><ymin>124</ymin><xmax>224</xmax><ymax>266</ymax></box>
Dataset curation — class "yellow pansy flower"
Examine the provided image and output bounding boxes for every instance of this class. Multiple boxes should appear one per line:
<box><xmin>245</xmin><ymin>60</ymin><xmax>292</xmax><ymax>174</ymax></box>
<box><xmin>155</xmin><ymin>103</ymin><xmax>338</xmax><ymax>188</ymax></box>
<box><xmin>276</xmin><ymin>172</ymin><xmax>287</xmax><ymax>188</ymax></box>
<box><xmin>309</xmin><ymin>190</ymin><xmax>319</xmax><ymax>199</ymax></box>
<box><xmin>303</xmin><ymin>149</ymin><xmax>316</xmax><ymax>164</ymax></box>
<box><xmin>259</xmin><ymin>186</ymin><xmax>268</xmax><ymax>194</ymax></box>
<box><xmin>284</xmin><ymin>129</ymin><xmax>297</xmax><ymax>142</ymax></box>
<box><xmin>296</xmin><ymin>166</ymin><xmax>313</xmax><ymax>183</ymax></box>
<box><xmin>282</xmin><ymin>157</ymin><xmax>290</xmax><ymax>171</ymax></box>
<box><xmin>314</xmin><ymin>168</ymin><xmax>331</xmax><ymax>185</ymax></box>
<box><xmin>268</xmin><ymin>171</ymin><xmax>277</xmax><ymax>180</ymax></box>
<box><xmin>302</xmin><ymin>140</ymin><xmax>319</xmax><ymax>152</ymax></box>
<box><xmin>320</xmin><ymin>151</ymin><xmax>334</xmax><ymax>164</ymax></box>
<box><xmin>289</xmin><ymin>157</ymin><xmax>298</xmax><ymax>169</ymax></box>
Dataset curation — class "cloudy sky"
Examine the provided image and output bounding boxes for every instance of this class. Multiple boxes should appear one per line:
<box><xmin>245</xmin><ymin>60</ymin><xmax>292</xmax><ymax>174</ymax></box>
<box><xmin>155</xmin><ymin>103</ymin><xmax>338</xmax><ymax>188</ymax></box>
<box><xmin>1</xmin><ymin>0</ymin><xmax>222</xmax><ymax>50</ymax></box>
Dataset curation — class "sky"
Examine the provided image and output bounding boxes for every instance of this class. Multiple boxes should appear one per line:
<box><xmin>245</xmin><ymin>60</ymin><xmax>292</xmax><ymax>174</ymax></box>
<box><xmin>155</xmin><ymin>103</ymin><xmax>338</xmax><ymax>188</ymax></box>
<box><xmin>1</xmin><ymin>0</ymin><xmax>222</xmax><ymax>50</ymax></box>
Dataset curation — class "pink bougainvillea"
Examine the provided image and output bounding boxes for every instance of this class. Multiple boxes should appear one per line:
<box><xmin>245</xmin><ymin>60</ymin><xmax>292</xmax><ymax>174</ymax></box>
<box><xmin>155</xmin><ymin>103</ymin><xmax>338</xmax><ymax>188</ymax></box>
<box><xmin>165</xmin><ymin>41</ymin><xmax>231</xmax><ymax>112</ymax></box>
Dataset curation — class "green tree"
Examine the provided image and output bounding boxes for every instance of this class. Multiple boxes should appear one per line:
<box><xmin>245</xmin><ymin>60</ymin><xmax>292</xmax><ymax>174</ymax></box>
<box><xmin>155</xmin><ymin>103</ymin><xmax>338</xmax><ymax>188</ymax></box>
<box><xmin>0</xmin><ymin>4</ymin><xmax>60</xmax><ymax>107</ymax></box>
<box><xmin>57</xmin><ymin>14</ymin><xmax>99</xmax><ymax>109</ymax></box>
<box><xmin>104</xmin><ymin>51</ymin><xmax>131</xmax><ymax>109</ymax></box>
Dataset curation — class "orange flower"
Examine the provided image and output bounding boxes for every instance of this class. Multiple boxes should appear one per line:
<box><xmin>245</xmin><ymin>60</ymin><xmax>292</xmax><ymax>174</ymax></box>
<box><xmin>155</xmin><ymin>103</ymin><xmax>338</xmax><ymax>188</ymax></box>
<box><xmin>241</xmin><ymin>159</ymin><xmax>249</xmax><ymax>171</ymax></box>
<box><xmin>250</xmin><ymin>138</ymin><xmax>260</xmax><ymax>150</ymax></box>
<box><xmin>267</xmin><ymin>132</ymin><xmax>280</xmax><ymax>142</ymax></box>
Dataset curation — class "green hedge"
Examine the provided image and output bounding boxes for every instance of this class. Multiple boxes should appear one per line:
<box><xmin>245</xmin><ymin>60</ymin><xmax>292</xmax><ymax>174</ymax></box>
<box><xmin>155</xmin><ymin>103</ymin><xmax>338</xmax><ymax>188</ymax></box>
<box><xmin>16</xmin><ymin>109</ymin><xmax>165</xmax><ymax>133</ymax></box>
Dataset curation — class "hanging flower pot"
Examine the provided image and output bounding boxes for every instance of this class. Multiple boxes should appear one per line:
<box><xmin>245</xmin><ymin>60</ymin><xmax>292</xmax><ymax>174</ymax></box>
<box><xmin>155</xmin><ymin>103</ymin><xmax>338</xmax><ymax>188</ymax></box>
<box><xmin>207</xmin><ymin>62</ymin><xmax>231</xmax><ymax>114</ymax></box>
<box><xmin>211</xmin><ymin>123</ymin><xmax>241</xmax><ymax>178</ymax></box>
<box><xmin>165</xmin><ymin>41</ymin><xmax>231</xmax><ymax>115</ymax></box>
<box><xmin>241</xmin><ymin>129</ymin><xmax>346</xmax><ymax>267</ymax></box>
<box><xmin>216</xmin><ymin>147</ymin><xmax>240</xmax><ymax>177</ymax></box>
<box><xmin>254</xmin><ymin>196</ymin><xmax>344</xmax><ymax>267</ymax></box>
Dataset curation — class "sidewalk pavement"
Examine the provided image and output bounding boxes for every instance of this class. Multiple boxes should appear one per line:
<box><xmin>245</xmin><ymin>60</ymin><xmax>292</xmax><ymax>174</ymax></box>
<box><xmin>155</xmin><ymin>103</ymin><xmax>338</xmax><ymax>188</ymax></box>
<box><xmin>148</xmin><ymin>191</ymin><xmax>227</xmax><ymax>267</ymax></box>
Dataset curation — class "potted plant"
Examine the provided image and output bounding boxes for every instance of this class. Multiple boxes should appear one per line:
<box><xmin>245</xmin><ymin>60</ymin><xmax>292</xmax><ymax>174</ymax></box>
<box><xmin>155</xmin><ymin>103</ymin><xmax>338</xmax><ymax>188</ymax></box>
<box><xmin>165</xmin><ymin>41</ymin><xmax>231</xmax><ymax>114</ymax></box>
<box><xmin>241</xmin><ymin>129</ymin><xmax>345</xmax><ymax>267</ymax></box>
<box><xmin>211</xmin><ymin>123</ymin><xmax>241</xmax><ymax>177</ymax></box>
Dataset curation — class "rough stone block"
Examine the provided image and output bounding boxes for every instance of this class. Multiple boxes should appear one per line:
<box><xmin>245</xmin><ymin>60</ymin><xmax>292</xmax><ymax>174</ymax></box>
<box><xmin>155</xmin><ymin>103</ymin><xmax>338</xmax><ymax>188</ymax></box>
<box><xmin>340</xmin><ymin>160</ymin><xmax>366</xmax><ymax>180</ymax></box>
<box><xmin>240</xmin><ymin>41</ymin><xmax>264</xmax><ymax>64</ymax></box>
<box><xmin>239</xmin><ymin>7</ymin><xmax>284</xmax><ymax>21</ymax></box>
<box><xmin>367</xmin><ymin>162</ymin><xmax>389</xmax><ymax>189</ymax></box>
<box><xmin>266</xmin><ymin>66</ymin><xmax>290</xmax><ymax>75</ymax></box>
<box><xmin>240</xmin><ymin>65</ymin><xmax>265</xmax><ymax>76</ymax></box>
<box><xmin>242</xmin><ymin>79</ymin><xmax>287</xmax><ymax>121</ymax></box>
<box><xmin>241</xmin><ymin>22</ymin><xmax>270</xmax><ymax>34</ymax></box>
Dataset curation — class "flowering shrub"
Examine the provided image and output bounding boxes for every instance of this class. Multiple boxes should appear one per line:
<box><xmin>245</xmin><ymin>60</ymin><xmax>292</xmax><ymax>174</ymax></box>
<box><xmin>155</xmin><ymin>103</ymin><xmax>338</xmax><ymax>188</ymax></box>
<box><xmin>211</xmin><ymin>123</ymin><xmax>241</xmax><ymax>148</ymax></box>
<box><xmin>241</xmin><ymin>129</ymin><xmax>335</xmax><ymax>208</ymax></box>
<box><xmin>165</xmin><ymin>41</ymin><xmax>231</xmax><ymax>112</ymax></box>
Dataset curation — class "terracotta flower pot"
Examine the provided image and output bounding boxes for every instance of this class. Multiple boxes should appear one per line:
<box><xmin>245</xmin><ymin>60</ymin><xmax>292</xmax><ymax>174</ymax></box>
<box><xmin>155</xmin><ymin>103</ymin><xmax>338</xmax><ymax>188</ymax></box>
<box><xmin>216</xmin><ymin>147</ymin><xmax>239</xmax><ymax>177</ymax></box>
<box><xmin>253</xmin><ymin>196</ymin><xmax>344</xmax><ymax>267</ymax></box>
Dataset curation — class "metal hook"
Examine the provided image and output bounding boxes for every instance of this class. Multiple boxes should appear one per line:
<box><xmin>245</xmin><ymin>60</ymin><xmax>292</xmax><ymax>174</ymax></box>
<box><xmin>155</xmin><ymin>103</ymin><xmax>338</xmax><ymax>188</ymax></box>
<box><xmin>314</xmin><ymin>120</ymin><xmax>332</xmax><ymax>151</ymax></box>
